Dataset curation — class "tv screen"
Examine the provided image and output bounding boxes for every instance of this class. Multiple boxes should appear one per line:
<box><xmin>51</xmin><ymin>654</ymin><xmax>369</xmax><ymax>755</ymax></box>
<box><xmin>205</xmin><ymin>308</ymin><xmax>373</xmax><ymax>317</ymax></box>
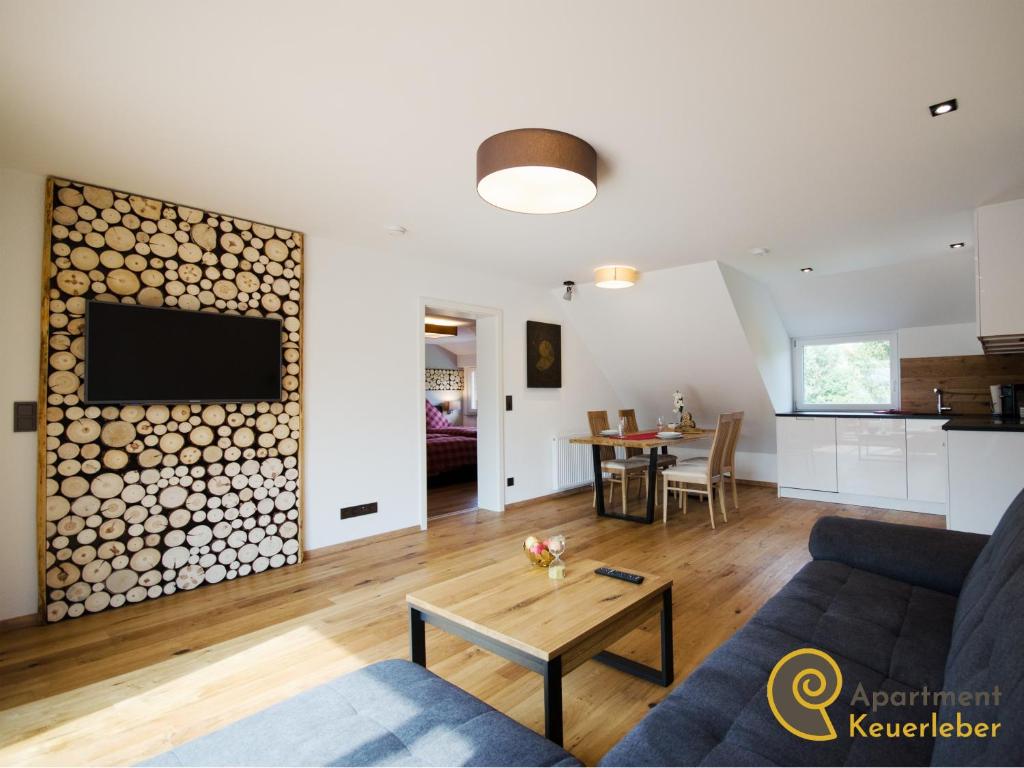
<box><xmin>85</xmin><ymin>301</ymin><xmax>283</xmax><ymax>404</ymax></box>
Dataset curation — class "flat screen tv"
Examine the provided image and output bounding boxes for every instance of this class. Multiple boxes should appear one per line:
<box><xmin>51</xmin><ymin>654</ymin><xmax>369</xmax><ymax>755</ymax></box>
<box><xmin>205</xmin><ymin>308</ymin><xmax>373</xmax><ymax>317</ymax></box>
<box><xmin>85</xmin><ymin>301</ymin><xmax>283</xmax><ymax>404</ymax></box>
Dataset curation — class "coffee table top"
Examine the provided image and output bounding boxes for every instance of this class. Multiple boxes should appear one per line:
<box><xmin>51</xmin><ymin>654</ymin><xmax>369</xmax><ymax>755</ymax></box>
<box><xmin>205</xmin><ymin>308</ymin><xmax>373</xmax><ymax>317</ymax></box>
<box><xmin>406</xmin><ymin>557</ymin><xmax>671</xmax><ymax>661</ymax></box>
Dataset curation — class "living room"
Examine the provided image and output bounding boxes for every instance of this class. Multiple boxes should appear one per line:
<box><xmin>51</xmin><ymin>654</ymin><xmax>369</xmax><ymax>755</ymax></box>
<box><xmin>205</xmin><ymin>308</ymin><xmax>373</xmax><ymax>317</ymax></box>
<box><xmin>1</xmin><ymin>1</ymin><xmax>1023</xmax><ymax>766</ymax></box>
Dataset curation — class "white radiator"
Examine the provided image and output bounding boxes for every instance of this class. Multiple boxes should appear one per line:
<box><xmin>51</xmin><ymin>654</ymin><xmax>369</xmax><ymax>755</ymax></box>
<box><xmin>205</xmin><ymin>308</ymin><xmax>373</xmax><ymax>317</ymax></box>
<box><xmin>552</xmin><ymin>435</ymin><xmax>595</xmax><ymax>491</ymax></box>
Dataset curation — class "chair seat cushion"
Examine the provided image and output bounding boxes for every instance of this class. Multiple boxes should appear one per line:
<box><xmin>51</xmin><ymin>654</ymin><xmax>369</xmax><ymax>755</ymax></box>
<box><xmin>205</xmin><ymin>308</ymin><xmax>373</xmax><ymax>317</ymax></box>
<box><xmin>602</xmin><ymin>458</ymin><xmax>647</xmax><ymax>471</ymax></box>
<box><xmin>663</xmin><ymin>466</ymin><xmax>712</xmax><ymax>482</ymax></box>
<box><xmin>600</xmin><ymin>560</ymin><xmax>956</xmax><ymax>767</ymax></box>
<box><xmin>143</xmin><ymin>659</ymin><xmax>579</xmax><ymax>767</ymax></box>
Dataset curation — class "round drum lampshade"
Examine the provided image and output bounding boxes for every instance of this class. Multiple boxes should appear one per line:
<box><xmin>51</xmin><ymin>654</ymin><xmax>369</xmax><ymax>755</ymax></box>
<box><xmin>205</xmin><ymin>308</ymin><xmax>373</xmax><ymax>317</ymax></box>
<box><xmin>476</xmin><ymin>128</ymin><xmax>597</xmax><ymax>214</ymax></box>
<box><xmin>594</xmin><ymin>265</ymin><xmax>638</xmax><ymax>289</ymax></box>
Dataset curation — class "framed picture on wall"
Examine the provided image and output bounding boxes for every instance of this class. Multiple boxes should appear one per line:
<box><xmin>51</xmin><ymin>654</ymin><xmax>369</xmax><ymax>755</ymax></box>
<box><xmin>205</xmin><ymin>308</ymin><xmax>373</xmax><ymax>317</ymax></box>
<box><xmin>526</xmin><ymin>320</ymin><xmax>561</xmax><ymax>388</ymax></box>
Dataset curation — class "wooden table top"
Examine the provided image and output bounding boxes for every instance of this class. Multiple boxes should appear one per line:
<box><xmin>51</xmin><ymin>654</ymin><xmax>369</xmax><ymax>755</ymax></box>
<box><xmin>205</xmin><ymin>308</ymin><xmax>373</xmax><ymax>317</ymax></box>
<box><xmin>570</xmin><ymin>429</ymin><xmax>712</xmax><ymax>450</ymax></box>
<box><xmin>406</xmin><ymin>557</ymin><xmax>671</xmax><ymax>661</ymax></box>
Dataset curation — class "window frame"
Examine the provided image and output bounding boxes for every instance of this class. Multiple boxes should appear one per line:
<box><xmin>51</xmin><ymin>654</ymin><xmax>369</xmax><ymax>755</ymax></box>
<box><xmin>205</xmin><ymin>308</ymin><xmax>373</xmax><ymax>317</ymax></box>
<box><xmin>792</xmin><ymin>331</ymin><xmax>900</xmax><ymax>412</ymax></box>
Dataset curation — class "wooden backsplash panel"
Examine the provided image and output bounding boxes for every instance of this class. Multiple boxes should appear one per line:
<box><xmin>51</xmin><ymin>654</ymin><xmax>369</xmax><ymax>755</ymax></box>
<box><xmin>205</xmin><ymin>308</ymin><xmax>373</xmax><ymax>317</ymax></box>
<box><xmin>900</xmin><ymin>354</ymin><xmax>1024</xmax><ymax>414</ymax></box>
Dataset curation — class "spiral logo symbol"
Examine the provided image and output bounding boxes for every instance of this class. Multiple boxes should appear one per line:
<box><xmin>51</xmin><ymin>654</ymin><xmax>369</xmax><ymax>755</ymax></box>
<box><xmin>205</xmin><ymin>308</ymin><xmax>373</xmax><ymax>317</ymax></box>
<box><xmin>767</xmin><ymin>648</ymin><xmax>843</xmax><ymax>741</ymax></box>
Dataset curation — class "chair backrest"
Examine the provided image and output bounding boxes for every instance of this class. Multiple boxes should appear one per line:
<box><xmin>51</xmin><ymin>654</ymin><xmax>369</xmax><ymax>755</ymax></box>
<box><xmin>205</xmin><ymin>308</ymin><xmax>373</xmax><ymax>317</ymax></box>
<box><xmin>587</xmin><ymin>410</ymin><xmax>616</xmax><ymax>461</ymax></box>
<box><xmin>705</xmin><ymin>413</ymin><xmax>733</xmax><ymax>480</ymax></box>
<box><xmin>723</xmin><ymin>411</ymin><xmax>744</xmax><ymax>471</ymax></box>
<box><xmin>618</xmin><ymin>409</ymin><xmax>642</xmax><ymax>458</ymax></box>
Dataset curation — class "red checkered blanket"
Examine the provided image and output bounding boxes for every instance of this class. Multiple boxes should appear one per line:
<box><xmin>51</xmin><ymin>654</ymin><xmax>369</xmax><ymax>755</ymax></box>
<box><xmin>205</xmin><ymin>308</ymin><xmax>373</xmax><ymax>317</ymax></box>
<box><xmin>426</xmin><ymin>431</ymin><xmax>477</xmax><ymax>476</ymax></box>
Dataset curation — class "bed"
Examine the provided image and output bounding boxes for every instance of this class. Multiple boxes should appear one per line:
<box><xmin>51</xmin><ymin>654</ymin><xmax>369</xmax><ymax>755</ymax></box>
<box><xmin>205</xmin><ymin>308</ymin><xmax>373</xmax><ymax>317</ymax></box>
<box><xmin>425</xmin><ymin>400</ymin><xmax>476</xmax><ymax>477</ymax></box>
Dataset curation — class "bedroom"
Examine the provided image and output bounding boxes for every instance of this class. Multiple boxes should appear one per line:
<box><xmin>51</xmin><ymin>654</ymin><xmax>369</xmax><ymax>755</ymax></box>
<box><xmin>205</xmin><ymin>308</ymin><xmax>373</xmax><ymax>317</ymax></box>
<box><xmin>424</xmin><ymin>312</ymin><xmax>478</xmax><ymax>517</ymax></box>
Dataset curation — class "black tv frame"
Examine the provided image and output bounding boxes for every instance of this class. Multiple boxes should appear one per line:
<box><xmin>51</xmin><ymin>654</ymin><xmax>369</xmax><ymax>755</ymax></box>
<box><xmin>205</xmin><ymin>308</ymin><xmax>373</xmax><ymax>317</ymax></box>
<box><xmin>83</xmin><ymin>300</ymin><xmax>284</xmax><ymax>405</ymax></box>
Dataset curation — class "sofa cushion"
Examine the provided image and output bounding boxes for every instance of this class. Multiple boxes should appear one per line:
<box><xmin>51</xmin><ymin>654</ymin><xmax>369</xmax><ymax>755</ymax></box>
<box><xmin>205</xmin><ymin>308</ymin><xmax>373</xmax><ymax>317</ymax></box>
<box><xmin>931</xmin><ymin>488</ymin><xmax>1024</xmax><ymax>767</ymax></box>
<box><xmin>144</xmin><ymin>659</ymin><xmax>579</xmax><ymax>767</ymax></box>
<box><xmin>600</xmin><ymin>560</ymin><xmax>957</xmax><ymax>766</ymax></box>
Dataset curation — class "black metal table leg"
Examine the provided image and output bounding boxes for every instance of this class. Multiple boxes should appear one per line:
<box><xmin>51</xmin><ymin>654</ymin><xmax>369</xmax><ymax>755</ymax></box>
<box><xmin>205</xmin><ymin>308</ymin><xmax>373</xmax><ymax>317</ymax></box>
<box><xmin>410</xmin><ymin>607</ymin><xmax>426</xmax><ymax>666</ymax></box>
<box><xmin>544</xmin><ymin>657</ymin><xmax>564</xmax><ymax>746</ymax></box>
<box><xmin>592</xmin><ymin>444</ymin><xmax>606</xmax><ymax>518</ymax></box>
<box><xmin>645</xmin><ymin>448</ymin><xmax>659</xmax><ymax>523</ymax></box>
<box><xmin>660</xmin><ymin>588</ymin><xmax>674</xmax><ymax>685</ymax></box>
<box><xmin>594</xmin><ymin>587</ymin><xmax>675</xmax><ymax>686</ymax></box>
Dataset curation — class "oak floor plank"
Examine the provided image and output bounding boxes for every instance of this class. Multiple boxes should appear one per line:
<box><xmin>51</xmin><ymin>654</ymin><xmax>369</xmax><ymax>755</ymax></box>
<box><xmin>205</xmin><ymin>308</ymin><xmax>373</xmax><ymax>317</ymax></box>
<box><xmin>0</xmin><ymin>486</ymin><xmax>943</xmax><ymax>765</ymax></box>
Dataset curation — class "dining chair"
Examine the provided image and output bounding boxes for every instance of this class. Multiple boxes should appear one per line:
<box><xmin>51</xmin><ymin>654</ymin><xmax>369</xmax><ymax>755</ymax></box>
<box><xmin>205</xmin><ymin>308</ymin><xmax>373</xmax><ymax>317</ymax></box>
<box><xmin>677</xmin><ymin>410</ymin><xmax>744</xmax><ymax>511</ymax></box>
<box><xmin>661</xmin><ymin>413</ymin><xmax>731</xmax><ymax>528</ymax></box>
<box><xmin>619</xmin><ymin>408</ymin><xmax>676</xmax><ymax>500</ymax></box>
<box><xmin>587</xmin><ymin>410</ymin><xmax>647</xmax><ymax>513</ymax></box>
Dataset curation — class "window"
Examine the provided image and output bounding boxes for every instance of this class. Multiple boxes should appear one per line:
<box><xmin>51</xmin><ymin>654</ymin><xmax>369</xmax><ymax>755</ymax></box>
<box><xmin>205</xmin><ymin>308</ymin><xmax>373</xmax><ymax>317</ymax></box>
<box><xmin>793</xmin><ymin>332</ymin><xmax>898</xmax><ymax>411</ymax></box>
<box><xmin>465</xmin><ymin>366</ymin><xmax>478</xmax><ymax>414</ymax></box>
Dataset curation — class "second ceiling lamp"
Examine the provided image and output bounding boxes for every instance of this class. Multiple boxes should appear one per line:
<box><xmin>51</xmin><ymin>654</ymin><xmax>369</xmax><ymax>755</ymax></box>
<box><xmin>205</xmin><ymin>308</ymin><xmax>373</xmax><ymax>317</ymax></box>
<box><xmin>476</xmin><ymin>128</ymin><xmax>597</xmax><ymax>214</ymax></box>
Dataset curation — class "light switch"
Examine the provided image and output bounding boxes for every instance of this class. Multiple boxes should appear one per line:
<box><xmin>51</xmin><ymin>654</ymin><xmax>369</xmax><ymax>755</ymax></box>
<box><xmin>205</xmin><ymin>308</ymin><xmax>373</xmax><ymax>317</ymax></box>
<box><xmin>14</xmin><ymin>401</ymin><xmax>37</xmax><ymax>432</ymax></box>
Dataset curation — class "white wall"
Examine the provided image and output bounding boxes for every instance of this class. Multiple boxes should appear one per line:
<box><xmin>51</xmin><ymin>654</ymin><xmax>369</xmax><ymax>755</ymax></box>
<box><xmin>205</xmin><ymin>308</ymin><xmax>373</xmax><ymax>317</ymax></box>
<box><xmin>898</xmin><ymin>322</ymin><xmax>982</xmax><ymax>359</ymax></box>
<box><xmin>0</xmin><ymin>169</ymin><xmax>623</xmax><ymax>620</ymax></box>
<box><xmin>719</xmin><ymin>264</ymin><xmax>792</xmax><ymax>413</ymax></box>
<box><xmin>424</xmin><ymin>345</ymin><xmax>458</xmax><ymax>369</ymax></box>
<box><xmin>0</xmin><ymin>168</ymin><xmax>46</xmax><ymax>620</ymax></box>
<box><xmin>560</xmin><ymin>261</ymin><xmax>779</xmax><ymax>480</ymax></box>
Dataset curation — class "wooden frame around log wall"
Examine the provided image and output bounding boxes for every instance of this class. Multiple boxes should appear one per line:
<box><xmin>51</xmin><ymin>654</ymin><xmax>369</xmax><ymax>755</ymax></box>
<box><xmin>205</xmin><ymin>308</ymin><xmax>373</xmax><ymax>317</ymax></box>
<box><xmin>36</xmin><ymin>178</ymin><xmax>304</xmax><ymax>622</ymax></box>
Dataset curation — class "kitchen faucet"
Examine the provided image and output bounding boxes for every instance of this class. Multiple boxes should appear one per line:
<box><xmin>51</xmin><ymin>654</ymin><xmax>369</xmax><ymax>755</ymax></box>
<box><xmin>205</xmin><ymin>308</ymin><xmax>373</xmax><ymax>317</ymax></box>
<box><xmin>933</xmin><ymin>387</ymin><xmax>952</xmax><ymax>414</ymax></box>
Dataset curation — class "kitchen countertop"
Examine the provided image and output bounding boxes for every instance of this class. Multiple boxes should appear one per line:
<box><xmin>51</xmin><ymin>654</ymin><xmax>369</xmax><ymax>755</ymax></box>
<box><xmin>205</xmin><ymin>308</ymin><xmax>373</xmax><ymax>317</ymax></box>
<box><xmin>941</xmin><ymin>416</ymin><xmax>1024</xmax><ymax>432</ymax></box>
<box><xmin>775</xmin><ymin>412</ymin><xmax>1024</xmax><ymax>432</ymax></box>
<box><xmin>775</xmin><ymin>411</ymin><xmax>950</xmax><ymax>419</ymax></box>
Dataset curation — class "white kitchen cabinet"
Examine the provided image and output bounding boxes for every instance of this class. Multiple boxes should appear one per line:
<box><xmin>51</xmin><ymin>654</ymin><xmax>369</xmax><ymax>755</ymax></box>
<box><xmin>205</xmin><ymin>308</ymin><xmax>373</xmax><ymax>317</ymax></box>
<box><xmin>906</xmin><ymin>419</ymin><xmax>948</xmax><ymax>503</ymax></box>
<box><xmin>976</xmin><ymin>198</ymin><xmax>1024</xmax><ymax>343</ymax></box>
<box><xmin>948</xmin><ymin>430</ymin><xmax>1024</xmax><ymax>534</ymax></box>
<box><xmin>836</xmin><ymin>418</ymin><xmax>907</xmax><ymax>499</ymax></box>
<box><xmin>776</xmin><ymin>416</ymin><xmax>837</xmax><ymax>492</ymax></box>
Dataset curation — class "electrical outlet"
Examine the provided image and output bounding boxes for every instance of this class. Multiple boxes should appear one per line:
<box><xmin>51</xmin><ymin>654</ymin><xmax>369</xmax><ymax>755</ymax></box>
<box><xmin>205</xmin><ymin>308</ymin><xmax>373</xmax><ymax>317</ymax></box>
<box><xmin>507</xmin><ymin>477</ymin><xmax>514</xmax><ymax>487</ymax></box>
<box><xmin>340</xmin><ymin>502</ymin><xmax>377</xmax><ymax>520</ymax></box>
<box><xmin>13</xmin><ymin>401</ymin><xmax>36</xmax><ymax>432</ymax></box>
<box><xmin>505</xmin><ymin>395</ymin><xmax>513</xmax><ymax>411</ymax></box>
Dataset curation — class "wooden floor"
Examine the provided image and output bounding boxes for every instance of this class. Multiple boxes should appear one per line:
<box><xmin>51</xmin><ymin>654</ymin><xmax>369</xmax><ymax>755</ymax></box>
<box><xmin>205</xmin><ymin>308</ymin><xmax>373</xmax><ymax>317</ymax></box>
<box><xmin>427</xmin><ymin>478</ymin><xmax>478</xmax><ymax>518</ymax></box>
<box><xmin>0</xmin><ymin>485</ymin><xmax>943</xmax><ymax>766</ymax></box>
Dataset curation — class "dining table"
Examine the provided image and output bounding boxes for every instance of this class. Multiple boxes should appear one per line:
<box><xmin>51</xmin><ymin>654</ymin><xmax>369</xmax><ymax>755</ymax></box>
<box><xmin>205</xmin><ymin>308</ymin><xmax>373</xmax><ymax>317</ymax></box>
<box><xmin>570</xmin><ymin>429</ymin><xmax>712</xmax><ymax>523</ymax></box>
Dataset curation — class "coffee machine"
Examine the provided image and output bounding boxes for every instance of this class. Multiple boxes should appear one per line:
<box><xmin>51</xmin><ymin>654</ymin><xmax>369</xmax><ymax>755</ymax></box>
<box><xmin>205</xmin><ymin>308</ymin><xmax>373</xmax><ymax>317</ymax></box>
<box><xmin>990</xmin><ymin>384</ymin><xmax>1024</xmax><ymax>419</ymax></box>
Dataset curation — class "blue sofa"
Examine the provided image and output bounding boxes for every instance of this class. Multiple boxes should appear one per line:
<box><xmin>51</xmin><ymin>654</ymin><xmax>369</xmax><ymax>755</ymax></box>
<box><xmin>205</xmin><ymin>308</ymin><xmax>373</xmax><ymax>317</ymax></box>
<box><xmin>602</xmin><ymin>490</ymin><xmax>1024</xmax><ymax>766</ymax></box>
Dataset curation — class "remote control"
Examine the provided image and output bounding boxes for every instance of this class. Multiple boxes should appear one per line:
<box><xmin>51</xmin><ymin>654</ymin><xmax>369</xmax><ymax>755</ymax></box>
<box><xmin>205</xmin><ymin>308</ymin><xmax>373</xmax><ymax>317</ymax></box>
<box><xmin>594</xmin><ymin>566</ymin><xmax>644</xmax><ymax>584</ymax></box>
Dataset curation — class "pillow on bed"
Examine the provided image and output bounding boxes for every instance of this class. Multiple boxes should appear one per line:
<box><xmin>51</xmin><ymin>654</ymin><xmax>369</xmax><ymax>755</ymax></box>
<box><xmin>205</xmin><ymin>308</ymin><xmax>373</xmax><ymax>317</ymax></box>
<box><xmin>425</xmin><ymin>399</ymin><xmax>449</xmax><ymax>430</ymax></box>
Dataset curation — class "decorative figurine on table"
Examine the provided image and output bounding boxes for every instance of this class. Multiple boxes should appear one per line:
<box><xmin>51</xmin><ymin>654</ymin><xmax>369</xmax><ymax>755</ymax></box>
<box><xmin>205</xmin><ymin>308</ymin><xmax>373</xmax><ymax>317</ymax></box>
<box><xmin>546</xmin><ymin>535</ymin><xmax>566</xmax><ymax>580</ymax></box>
<box><xmin>680</xmin><ymin>411</ymin><xmax>697</xmax><ymax>431</ymax></box>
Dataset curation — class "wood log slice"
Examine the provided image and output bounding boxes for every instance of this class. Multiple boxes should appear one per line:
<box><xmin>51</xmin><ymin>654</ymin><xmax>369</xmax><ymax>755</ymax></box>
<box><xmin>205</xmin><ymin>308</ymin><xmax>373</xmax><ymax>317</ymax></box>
<box><xmin>56</xmin><ymin>270</ymin><xmax>90</xmax><ymax>296</ymax></box>
<box><xmin>138</xmin><ymin>286</ymin><xmax>163</xmax><ymax>306</ymax></box>
<box><xmin>106</xmin><ymin>268</ymin><xmax>141</xmax><ymax>295</ymax></box>
<box><xmin>106</xmin><ymin>569</ymin><xmax>138</xmax><ymax>594</ymax></box>
<box><xmin>46</xmin><ymin>563</ymin><xmax>81</xmax><ymax>589</ymax></box>
<box><xmin>91</xmin><ymin>473</ymin><xmax>125</xmax><ymax>499</ymax></box>
<box><xmin>190</xmin><ymin>222</ymin><xmax>217</xmax><ymax>251</ymax></box>
<box><xmin>46</xmin><ymin>496</ymin><xmax>71</xmax><ymax>521</ymax></box>
<box><xmin>103</xmin><ymin>449</ymin><xmax>129</xmax><ymax>470</ymax></box>
<box><xmin>138</xmin><ymin>448</ymin><xmax>163</xmax><ymax>468</ymax></box>
<box><xmin>170</xmin><ymin>404</ymin><xmax>191</xmax><ymax>421</ymax></box>
<box><xmin>58</xmin><ymin>187</ymin><xmax>85</xmax><ymax>207</ymax></box>
<box><xmin>98</xmin><ymin>518</ymin><xmax>126</xmax><ymax>540</ymax></box>
<box><xmin>53</xmin><ymin>206</ymin><xmax>78</xmax><ymax>226</ymax></box>
<box><xmin>129</xmin><ymin>195</ymin><xmax>162</xmax><ymax>220</ymax></box>
<box><xmin>70</xmin><ymin>246</ymin><xmax>99</xmax><ymax>271</ymax></box>
<box><xmin>221</xmin><ymin>232</ymin><xmax>244</xmax><ymax>254</ymax></box>
<box><xmin>82</xmin><ymin>560</ymin><xmax>112</xmax><ymax>584</ymax></box>
<box><xmin>67</xmin><ymin>419</ymin><xmax>100</xmax><ymax>444</ymax></box>
<box><xmin>83</xmin><ymin>186</ymin><xmax>114</xmax><ymax>209</ymax></box>
<box><xmin>105</xmin><ymin>226</ymin><xmax>137</xmax><ymax>252</ymax></box>
<box><xmin>100</xmin><ymin>420</ymin><xmax>135</xmax><ymax>448</ymax></box>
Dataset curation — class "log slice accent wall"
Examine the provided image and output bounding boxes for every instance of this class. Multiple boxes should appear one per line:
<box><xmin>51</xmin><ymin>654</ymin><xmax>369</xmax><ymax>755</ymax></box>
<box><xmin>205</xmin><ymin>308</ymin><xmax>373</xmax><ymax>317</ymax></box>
<box><xmin>37</xmin><ymin>178</ymin><xmax>303</xmax><ymax>622</ymax></box>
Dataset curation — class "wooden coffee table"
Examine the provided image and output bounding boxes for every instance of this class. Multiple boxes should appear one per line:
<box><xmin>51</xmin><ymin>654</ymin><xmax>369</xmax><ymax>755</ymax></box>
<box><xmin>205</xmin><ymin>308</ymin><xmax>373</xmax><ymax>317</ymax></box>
<box><xmin>406</xmin><ymin>557</ymin><xmax>673</xmax><ymax>746</ymax></box>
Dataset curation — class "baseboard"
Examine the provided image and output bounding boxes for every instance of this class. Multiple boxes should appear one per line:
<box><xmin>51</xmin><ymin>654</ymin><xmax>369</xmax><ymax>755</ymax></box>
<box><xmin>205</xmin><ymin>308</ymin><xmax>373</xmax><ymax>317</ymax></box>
<box><xmin>303</xmin><ymin>524</ymin><xmax>422</xmax><ymax>560</ymax></box>
<box><xmin>779</xmin><ymin>487</ymin><xmax>947</xmax><ymax>516</ymax></box>
<box><xmin>505</xmin><ymin>485</ymin><xmax>590</xmax><ymax>510</ymax></box>
<box><xmin>0</xmin><ymin>610</ymin><xmax>43</xmax><ymax>632</ymax></box>
<box><xmin>737</xmin><ymin>478</ymin><xmax>777</xmax><ymax>488</ymax></box>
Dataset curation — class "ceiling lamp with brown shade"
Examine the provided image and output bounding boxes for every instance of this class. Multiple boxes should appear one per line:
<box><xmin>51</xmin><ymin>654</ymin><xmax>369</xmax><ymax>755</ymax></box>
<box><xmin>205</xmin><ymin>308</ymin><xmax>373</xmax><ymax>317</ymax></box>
<box><xmin>594</xmin><ymin>265</ymin><xmax>638</xmax><ymax>289</ymax></box>
<box><xmin>476</xmin><ymin>128</ymin><xmax>597</xmax><ymax>214</ymax></box>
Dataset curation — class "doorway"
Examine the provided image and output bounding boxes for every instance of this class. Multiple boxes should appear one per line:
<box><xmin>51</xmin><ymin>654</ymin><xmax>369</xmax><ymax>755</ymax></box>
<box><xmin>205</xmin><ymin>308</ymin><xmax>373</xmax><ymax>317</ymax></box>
<box><xmin>418</xmin><ymin>300</ymin><xmax>504</xmax><ymax>528</ymax></box>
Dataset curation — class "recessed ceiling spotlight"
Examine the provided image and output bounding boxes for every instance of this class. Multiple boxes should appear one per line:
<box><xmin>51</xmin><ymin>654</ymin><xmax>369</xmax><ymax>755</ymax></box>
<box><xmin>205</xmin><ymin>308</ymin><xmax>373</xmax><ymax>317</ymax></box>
<box><xmin>387</xmin><ymin>225</ymin><xmax>407</xmax><ymax>236</ymax></box>
<box><xmin>928</xmin><ymin>98</ymin><xmax>958</xmax><ymax>117</ymax></box>
<box><xmin>949</xmin><ymin>242</ymin><xmax>966</xmax><ymax>249</ymax></box>
<box><xmin>800</xmin><ymin>267</ymin><xmax>814</xmax><ymax>273</ymax></box>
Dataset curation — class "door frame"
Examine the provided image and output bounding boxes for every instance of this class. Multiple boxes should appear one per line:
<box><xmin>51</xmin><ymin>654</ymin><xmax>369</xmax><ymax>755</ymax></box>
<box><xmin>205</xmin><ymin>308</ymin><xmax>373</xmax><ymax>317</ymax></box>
<box><xmin>417</xmin><ymin>297</ymin><xmax>505</xmax><ymax>528</ymax></box>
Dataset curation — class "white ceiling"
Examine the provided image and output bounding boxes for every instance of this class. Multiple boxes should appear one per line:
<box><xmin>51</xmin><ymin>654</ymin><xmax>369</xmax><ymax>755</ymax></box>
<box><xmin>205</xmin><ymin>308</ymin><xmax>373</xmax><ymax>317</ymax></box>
<box><xmin>2</xmin><ymin>0</ymin><xmax>1022</xmax><ymax>289</ymax></box>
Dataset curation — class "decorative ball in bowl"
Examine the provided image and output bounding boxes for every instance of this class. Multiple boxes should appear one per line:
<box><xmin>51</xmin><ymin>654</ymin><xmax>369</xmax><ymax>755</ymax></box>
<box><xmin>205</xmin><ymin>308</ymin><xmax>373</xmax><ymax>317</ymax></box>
<box><xmin>524</xmin><ymin>535</ymin><xmax>558</xmax><ymax>567</ymax></box>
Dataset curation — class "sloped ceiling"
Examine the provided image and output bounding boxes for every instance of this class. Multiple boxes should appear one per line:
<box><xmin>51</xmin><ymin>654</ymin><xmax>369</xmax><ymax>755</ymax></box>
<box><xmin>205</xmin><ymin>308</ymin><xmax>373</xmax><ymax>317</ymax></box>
<box><xmin>560</xmin><ymin>261</ymin><xmax>780</xmax><ymax>454</ymax></box>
